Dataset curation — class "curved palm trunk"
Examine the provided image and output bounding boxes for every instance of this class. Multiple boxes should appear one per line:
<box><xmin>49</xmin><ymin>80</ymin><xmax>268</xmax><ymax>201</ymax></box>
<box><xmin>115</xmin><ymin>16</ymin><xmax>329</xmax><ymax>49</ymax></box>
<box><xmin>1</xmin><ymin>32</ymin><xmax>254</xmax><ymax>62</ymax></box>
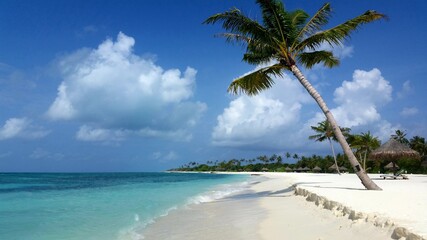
<box><xmin>290</xmin><ymin>65</ymin><xmax>381</xmax><ymax>190</ymax></box>
<box><xmin>328</xmin><ymin>137</ymin><xmax>341</xmax><ymax>174</ymax></box>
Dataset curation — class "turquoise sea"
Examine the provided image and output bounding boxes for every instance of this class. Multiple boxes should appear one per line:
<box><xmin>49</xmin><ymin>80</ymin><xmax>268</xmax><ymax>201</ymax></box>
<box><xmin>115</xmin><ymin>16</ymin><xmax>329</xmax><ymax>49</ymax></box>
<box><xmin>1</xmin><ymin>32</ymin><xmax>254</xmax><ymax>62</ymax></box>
<box><xmin>0</xmin><ymin>172</ymin><xmax>249</xmax><ymax>240</ymax></box>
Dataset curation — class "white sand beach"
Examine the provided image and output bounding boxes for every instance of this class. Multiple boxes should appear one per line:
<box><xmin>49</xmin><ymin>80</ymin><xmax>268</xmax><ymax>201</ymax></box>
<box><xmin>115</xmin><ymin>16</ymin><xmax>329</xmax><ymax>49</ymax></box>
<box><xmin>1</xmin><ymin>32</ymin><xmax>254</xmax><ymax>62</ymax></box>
<box><xmin>143</xmin><ymin>173</ymin><xmax>427</xmax><ymax>240</ymax></box>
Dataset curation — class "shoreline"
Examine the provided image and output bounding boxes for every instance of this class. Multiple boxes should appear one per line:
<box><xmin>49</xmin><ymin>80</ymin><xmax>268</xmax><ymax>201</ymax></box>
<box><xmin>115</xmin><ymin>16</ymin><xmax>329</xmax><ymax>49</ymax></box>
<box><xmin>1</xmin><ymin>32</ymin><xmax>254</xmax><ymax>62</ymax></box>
<box><xmin>143</xmin><ymin>172</ymin><xmax>427</xmax><ymax>239</ymax></box>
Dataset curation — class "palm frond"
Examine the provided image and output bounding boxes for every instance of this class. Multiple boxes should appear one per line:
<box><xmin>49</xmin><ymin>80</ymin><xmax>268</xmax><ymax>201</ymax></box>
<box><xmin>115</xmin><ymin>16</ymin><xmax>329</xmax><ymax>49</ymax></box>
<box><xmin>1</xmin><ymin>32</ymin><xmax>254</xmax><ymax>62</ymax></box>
<box><xmin>204</xmin><ymin>8</ymin><xmax>271</xmax><ymax>45</ymax></box>
<box><xmin>297</xmin><ymin>50</ymin><xmax>339</xmax><ymax>69</ymax></box>
<box><xmin>243</xmin><ymin>41</ymin><xmax>278</xmax><ymax>65</ymax></box>
<box><xmin>295</xmin><ymin>10</ymin><xmax>386</xmax><ymax>52</ymax></box>
<box><xmin>291</xmin><ymin>3</ymin><xmax>331</xmax><ymax>50</ymax></box>
<box><xmin>256</xmin><ymin>0</ymin><xmax>290</xmax><ymax>46</ymax></box>
<box><xmin>215</xmin><ymin>33</ymin><xmax>252</xmax><ymax>45</ymax></box>
<box><xmin>228</xmin><ymin>64</ymin><xmax>284</xmax><ymax>95</ymax></box>
<box><xmin>309</xmin><ymin>133</ymin><xmax>326</xmax><ymax>141</ymax></box>
<box><xmin>285</xmin><ymin>10</ymin><xmax>310</xmax><ymax>48</ymax></box>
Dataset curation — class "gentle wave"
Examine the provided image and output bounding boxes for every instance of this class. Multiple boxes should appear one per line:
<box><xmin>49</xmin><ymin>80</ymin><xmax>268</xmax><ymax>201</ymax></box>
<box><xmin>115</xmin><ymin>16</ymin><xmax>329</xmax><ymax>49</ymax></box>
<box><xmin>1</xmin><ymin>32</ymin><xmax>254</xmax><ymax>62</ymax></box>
<box><xmin>187</xmin><ymin>180</ymin><xmax>252</xmax><ymax>205</ymax></box>
<box><xmin>124</xmin><ymin>175</ymin><xmax>253</xmax><ymax>239</ymax></box>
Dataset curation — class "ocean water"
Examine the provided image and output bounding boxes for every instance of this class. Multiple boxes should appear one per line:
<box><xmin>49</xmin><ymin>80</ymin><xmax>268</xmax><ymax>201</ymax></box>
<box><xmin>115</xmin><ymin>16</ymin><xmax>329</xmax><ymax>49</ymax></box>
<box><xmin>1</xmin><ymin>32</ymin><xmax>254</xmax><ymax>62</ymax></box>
<box><xmin>0</xmin><ymin>172</ymin><xmax>249</xmax><ymax>240</ymax></box>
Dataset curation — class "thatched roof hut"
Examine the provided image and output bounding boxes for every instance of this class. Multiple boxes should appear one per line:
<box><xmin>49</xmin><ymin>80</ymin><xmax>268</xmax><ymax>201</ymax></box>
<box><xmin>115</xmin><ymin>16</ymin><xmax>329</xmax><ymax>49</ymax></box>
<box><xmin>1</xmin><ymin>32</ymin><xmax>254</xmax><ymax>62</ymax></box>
<box><xmin>370</xmin><ymin>138</ymin><xmax>420</xmax><ymax>160</ymax></box>
<box><xmin>328</xmin><ymin>163</ymin><xmax>338</xmax><ymax>170</ymax></box>
<box><xmin>302</xmin><ymin>167</ymin><xmax>310</xmax><ymax>171</ymax></box>
<box><xmin>339</xmin><ymin>166</ymin><xmax>348</xmax><ymax>171</ymax></box>
<box><xmin>384</xmin><ymin>162</ymin><xmax>399</xmax><ymax>170</ymax></box>
<box><xmin>284</xmin><ymin>167</ymin><xmax>293</xmax><ymax>172</ymax></box>
<box><xmin>312</xmin><ymin>166</ymin><xmax>322</xmax><ymax>172</ymax></box>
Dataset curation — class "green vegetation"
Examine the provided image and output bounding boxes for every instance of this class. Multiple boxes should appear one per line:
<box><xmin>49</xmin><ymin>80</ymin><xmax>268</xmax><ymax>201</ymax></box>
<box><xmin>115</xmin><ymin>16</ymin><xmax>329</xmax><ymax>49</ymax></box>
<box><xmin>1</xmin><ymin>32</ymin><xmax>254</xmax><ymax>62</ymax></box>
<box><xmin>309</xmin><ymin>120</ymin><xmax>351</xmax><ymax>174</ymax></box>
<box><xmin>204</xmin><ymin>0</ymin><xmax>386</xmax><ymax>190</ymax></box>
<box><xmin>171</xmin><ymin>130</ymin><xmax>427</xmax><ymax>174</ymax></box>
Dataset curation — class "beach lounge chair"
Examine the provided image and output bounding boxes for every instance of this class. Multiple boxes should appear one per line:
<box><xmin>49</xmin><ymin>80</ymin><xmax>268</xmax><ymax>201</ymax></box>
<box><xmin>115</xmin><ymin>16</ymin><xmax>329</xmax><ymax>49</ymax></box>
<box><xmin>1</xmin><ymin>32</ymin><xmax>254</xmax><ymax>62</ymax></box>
<box><xmin>380</xmin><ymin>170</ymin><xmax>408</xmax><ymax>180</ymax></box>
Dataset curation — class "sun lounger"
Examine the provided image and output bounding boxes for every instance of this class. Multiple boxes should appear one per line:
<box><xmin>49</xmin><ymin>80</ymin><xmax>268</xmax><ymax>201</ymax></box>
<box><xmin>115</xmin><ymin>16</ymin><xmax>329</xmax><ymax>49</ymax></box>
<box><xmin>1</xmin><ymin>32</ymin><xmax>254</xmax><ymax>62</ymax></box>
<box><xmin>380</xmin><ymin>170</ymin><xmax>408</xmax><ymax>180</ymax></box>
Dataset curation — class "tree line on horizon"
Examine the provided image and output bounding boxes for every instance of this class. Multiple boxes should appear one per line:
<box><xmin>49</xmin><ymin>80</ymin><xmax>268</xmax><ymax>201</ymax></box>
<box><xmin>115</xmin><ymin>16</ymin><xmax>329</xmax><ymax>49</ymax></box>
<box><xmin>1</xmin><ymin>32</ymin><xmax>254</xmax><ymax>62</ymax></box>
<box><xmin>171</xmin><ymin>128</ymin><xmax>427</xmax><ymax>174</ymax></box>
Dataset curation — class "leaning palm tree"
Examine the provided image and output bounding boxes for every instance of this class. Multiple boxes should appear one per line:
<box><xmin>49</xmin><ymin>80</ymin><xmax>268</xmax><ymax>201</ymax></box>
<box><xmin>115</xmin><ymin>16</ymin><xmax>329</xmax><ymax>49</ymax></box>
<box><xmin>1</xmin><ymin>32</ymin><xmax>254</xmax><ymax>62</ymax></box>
<box><xmin>309</xmin><ymin>120</ymin><xmax>350</xmax><ymax>174</ymax></box>
<box><xmin>204</xmin><ymin>0</ymin><xmax>386</xmax><ymax>190</ymax></box>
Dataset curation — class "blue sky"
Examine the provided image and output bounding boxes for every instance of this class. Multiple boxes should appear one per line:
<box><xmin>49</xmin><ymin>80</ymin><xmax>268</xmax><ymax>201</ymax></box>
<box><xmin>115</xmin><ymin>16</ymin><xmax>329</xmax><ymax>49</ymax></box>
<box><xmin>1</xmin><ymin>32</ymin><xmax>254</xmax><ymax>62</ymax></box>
<box><xmin>0</xmin><ymin>0</ymin><xmax>426</xmax><ymax>172</ymax></box>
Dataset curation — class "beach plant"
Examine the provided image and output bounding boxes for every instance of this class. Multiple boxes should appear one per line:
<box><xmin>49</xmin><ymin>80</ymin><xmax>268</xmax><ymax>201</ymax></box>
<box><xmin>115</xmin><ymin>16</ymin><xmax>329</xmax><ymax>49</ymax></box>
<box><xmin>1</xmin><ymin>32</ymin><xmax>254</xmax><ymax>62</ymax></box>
<box><xmin>309</xmin><ymin>120</ymin><xmax>351</xmax><ymax>174</ymax></box>
<box><xmin>204</xmin><ymin>0</ymin><xmax>386</xmax><ymax>190</ymax></box>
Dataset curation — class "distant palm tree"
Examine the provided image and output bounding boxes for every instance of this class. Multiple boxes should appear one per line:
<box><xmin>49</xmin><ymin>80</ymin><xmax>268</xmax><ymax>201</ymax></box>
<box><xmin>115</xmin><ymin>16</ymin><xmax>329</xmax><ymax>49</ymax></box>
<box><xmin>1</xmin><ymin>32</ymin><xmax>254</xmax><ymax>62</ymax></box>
<box><xmin>204</xmin><ymin>0</ymin><xmax>385</xmax><ymax>190</ymax></box>
<box><xmin>309</xmin><ymin>120</ymin><xmax>350</xmax><ymax>174</ymax></box>
<box><xmin>392</xmin><ymin>130</ymin><xmax>409</xmax><ymax>145</ymax></box>
<box><xmin>348</xmin><ymin>131</ymin><xmax>380</xmax><ymax>170</ymax></box>
<box><xmin>409</xmin><ymin>136</ymin><xmax>426</xmax><ymax>159</ymax></box>
<box><xmin>293</xmin><ymin>153</ymin><xmax>299</xmax><ymax>161</ymax></box>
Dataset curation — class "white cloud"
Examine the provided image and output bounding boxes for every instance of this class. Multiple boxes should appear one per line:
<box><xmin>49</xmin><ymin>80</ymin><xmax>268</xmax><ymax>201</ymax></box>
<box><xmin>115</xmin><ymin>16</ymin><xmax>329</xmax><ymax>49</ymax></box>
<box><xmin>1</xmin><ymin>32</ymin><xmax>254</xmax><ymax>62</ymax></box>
<box><xmin>306</xmin><ymin>68</ymin><xmax>398</xmax><ymax>143</ymax></box>
<box><xmin>76</xmin><ymin>125</ymin><xmax>127</xmax><ymax>142</ymax></box>
<box><xmin>0</xmin><ymin>118</ymin><xmax>49</xmax><ymax>140</ymax></box>
<box><xmin>316</xmin><ymin>42</ymin><xmax>354</xmax><ymax>60</ymax></box>
<box><xmin>213</xmin><ymin>67</ymin><xmax>397</xmax><ymax>151</ymax></box>
<box><xmin>400</xmin><ymin>107</ymin><xmax>419</xmax><ymax>117</ymax></box>
<box><xmin>30</xmin><ymin>148</ymin><xmax>64</xmax><ymax>160</ymax></box>
<box><xmin>372</xmin><ymin>121</ymin><xmax>399</xmax><ymax>142</ymax></box>
<box><xmin>152</xmin><ymin>151</ymin><xmax>178</xmax><ymax>163</ymax></box>
<box><xmin>212</xmin><ymin>74</ymin><xmax>311</xmax><ymax>148</ymax></box>
<box><xmin>331</xmin><ymin>68</ymin><xmax>392</xmax><ymax>127</ymax></box>
<box><xmin>397</xmin><ymin>80</ymin><xmax>412</xmax><ymax>99</ymax></box>
<box><xmin>47</xmin><ymin>32</ymin><xmax>206</xmax><ymax>142</ymax></box>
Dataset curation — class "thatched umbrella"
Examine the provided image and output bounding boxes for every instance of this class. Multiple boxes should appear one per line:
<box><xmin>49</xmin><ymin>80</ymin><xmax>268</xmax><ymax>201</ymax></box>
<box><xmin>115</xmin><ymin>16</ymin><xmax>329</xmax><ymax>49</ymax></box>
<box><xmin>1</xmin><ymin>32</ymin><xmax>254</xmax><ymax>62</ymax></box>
<box><xmin>296</xmin><ymin>167</ymin><xmax>304</xmax><ymax>172</ymax></box>
<box><xmin>284</xmin><ymin>167</ymin><xmax>293</xmax><ymax>172</ymax></box>
<box><xmin>328</xmin><ymin>163</ymin><xmax>338</xmax><ymax>171</ymax></box>
<box><xmin>302</xmin><ymin>167</ymin><xmax>310</xmax><ymax>172</ymax></box>
<box><xmin>339</xmin><ymin>166</ymin><xmax>348</xmax><ymax>172</ymax></box>
<box><xmin>384</xmin><ymin>162</ymin><xmax>399</xmax><ymax>171</ymax></box>
<box><xmin>370</xmin><ymin>138</ymin><xmax>420</xmax><ymax>173</ymax></box>
<box><xmin>312</xmin><ymin>166</ymin><xmax>322</xmax><ymax>172</ymax></box>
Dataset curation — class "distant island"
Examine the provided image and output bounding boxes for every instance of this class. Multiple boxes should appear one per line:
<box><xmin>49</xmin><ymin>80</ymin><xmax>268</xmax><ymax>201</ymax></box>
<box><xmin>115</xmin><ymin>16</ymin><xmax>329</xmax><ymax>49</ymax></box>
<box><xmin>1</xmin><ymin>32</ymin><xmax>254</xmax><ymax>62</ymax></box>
<box><xmin>171</xmin><ymin>131</ymin><xmax>427</xmax><ymax>174</ymax></box>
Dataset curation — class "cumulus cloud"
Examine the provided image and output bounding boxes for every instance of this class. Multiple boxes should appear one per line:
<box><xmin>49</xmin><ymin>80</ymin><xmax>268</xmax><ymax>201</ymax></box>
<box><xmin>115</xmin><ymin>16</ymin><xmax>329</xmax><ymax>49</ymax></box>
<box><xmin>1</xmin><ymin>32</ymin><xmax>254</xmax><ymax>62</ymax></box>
<box><xmin>47</xmin><ymin>32</ymin><xmax>206</xmax><ymax>142</ymax></box>
<box><xmin>212</xmin><ymin>74</ymin><xmax>311</xmax><ymax>148</ymax></box>
<box><xmin>306</xmin><ymin>68</ymin><xmax>397</xmax><ymax>142</ymax></box>
<box><xmin>0</xmin><ymin>118</ymin><xmax>49</xmax><ymax>140</ymax></box>
<box><xmin>213</xmin><ymin>67</ymin><xmax>397</xmax><ymax>151</ymax></box>
<box><xmin>331</xmin><ymin>68</ymin><xmax>392</xmax><ymax>127</ymax></box>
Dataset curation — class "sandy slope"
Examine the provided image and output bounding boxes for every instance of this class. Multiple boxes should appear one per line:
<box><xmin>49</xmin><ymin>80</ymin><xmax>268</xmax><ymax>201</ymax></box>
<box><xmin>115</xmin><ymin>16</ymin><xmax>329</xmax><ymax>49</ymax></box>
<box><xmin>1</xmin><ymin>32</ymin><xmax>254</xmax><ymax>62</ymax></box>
<box><xmin>142</xmin><ymin>172</ymin><xmax>427</xmax><ymax>239</ymax></box>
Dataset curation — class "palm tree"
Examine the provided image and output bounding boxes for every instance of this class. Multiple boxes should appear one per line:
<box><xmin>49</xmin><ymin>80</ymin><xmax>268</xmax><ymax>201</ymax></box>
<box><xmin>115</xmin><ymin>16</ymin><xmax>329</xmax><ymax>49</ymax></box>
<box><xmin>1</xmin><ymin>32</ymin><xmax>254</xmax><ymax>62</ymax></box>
<box><xmin>409</xmin><ymin>136</ymin><xmax>426</xmax><ymax>159</ymax></box>
<box><xmin>204</xmin><ymin>0</ymin><xmax>386</xmax><ymax>190</ymax></box>
<box><xmin>392</xmin><ymin>130</ymin><xmax>409</xmax><ymax>145</ymax></box>
<box><xmin>348</xmin><ymin>131</ymin><xmax>380</xmax><ymax>170</ymax></box>
<box><xmin>309</xmin><ymin>120</ymin><xmax>350</xmax><ymax>174</ymax></box>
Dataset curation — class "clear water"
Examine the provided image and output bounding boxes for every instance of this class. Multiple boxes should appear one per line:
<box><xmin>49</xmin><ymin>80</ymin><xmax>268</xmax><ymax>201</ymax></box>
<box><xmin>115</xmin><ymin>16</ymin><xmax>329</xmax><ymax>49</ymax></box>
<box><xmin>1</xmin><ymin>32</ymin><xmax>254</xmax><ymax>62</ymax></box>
<box><xmin>0</xmin><ymin>172</ymin><xmax>248</xmax><ymax>240</ymax></box>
